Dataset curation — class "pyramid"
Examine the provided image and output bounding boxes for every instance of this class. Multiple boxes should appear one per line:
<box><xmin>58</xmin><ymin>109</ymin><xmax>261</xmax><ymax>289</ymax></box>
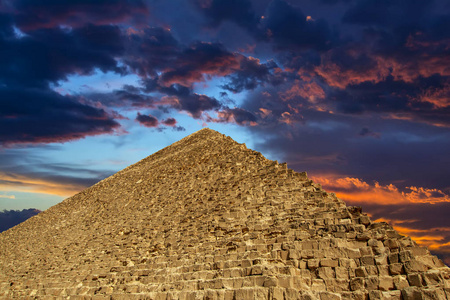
<box><xmin>1</xmin><ymin>128</ymin><xmax>449</xmax><ymax>300</ymax></box>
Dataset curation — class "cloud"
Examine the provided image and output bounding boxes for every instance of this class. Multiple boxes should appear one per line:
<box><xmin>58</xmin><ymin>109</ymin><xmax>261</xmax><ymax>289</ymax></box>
<box><xmin>192</xmin><ymin>0</ymin><xmax>259</xmax><ymax>32</ymax></box>
<box><xmin>207</xmin><ymin>107</ymin><xmax>258</xmax><ymax>126</ymax></box>
<box><xmin>136</xmin><ymin>113</ymin><xmax>159</xmax><ymax>128</ymax></box>
<box><xmin>158</xmin><ymin>42</ymin><xmax>240</xmax><ymax>87</ymax></box>
<box><xmin>312</xmin><ymin>175</ymin><xmax>450</xmax><ymax>205</ymax></box>
<box><xmin>0</xmin><ymin>87</ymin><xmax>122</xmax><ymax>145</ymax></box>
<box><xmin>143</xmin><ymin>79</ymin><xmax>222</xmax><ymax>118</ymax></box>
<box><xmin>358</xmin><ymin>127</ymin><xmax>380</xmax><ymax>138</ymax></box>
<box><xmin>0</xmin><ymin>209</ymin><xmax>41</xmax><ymax>232</ymax></box>
<box><xmin>161</xmin><ymin>118</ymin><xmax>177</xmax><ymax>127</ymax></box>
<box><xmin>123</xmin><ymin>27</ymin><xmax>180</xmax><ymax>78</ymax></box>
<box><xmin>222</xmin><ymin>57</ymin><xmax>285</xmax><ymax>93</ymax></box>
<box><xmin>9</xmin><ymin>0</ymin><xmax>149</xmax><ymax>31</ymax></box>
<box><xmin>87</xmin><ymin>88</ymin><xmax>156</xmax><ymax>109</ymax></box>
<box><xmin>0</xmin><ymin>194</ymin><xmax>15</xmax><ymax>199</ymax></box>
<box><xmin>0</xmin><ymin>171</ymin><xmax>90</xmax><ymax>196</ymax></box>
<box><xmin>261</xmin><ymin>0</ymin><xmax>335</xmax><ymax>51</ymax></box>
<box><xmin>342</xmin><ymin>0</ymin><xmax>432</xmax><ymax>28</ymax></box>
<box><xmin>0</xmin><ymin>150</ymin><xmax>116</xmax><ymax>197</ymax></box>
<box><xmin>0</xmin><ymin>23</ymin><xmax>125</xmax><ymax>88</ymax></box>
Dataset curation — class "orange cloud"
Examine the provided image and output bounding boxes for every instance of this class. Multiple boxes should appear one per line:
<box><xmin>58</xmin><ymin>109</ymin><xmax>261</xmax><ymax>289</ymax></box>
<box><xmin>280</xmin><ymin>79</ymin><xmax>326</xmax><ymax>103</ymax></box>
<box><xmin>312</xmin><ymin>174</ymin><xmax>450</xmax><ymax>205</ymax></box>
<box><xmin>0</xmin><ymin>172</ymin><xmax>83</xmax><ymax>197</ymax></box>
<box><xmin>315</xmin><ymin>45</ymin><xmax>450</xmax><ymax>90</ymax></box>
<box><xmin>419</xmin><ymin>83</ymin><xmax>450</xmax><ymax>108</ymax></box>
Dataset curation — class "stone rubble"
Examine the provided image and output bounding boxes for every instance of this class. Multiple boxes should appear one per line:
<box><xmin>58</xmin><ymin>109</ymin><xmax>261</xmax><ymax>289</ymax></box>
<box><xmin>0</xmin><ymin>128</ymin><xmax>449</xmax><ymax>299</ymax></box>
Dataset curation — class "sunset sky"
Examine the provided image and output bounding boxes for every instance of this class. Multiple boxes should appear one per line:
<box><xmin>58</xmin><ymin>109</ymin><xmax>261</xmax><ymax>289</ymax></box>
<box><xmin>0</xmin><ymin>0</ymin><xmax>449</xmax><ymax>264</ymax></box>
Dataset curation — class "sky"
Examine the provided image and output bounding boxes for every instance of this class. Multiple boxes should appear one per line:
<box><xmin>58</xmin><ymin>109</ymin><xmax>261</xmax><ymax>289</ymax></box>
<box><xmin>0</xmin><ymin>0</ymin><xmax>449</xmax><ymax>263</ymax></box>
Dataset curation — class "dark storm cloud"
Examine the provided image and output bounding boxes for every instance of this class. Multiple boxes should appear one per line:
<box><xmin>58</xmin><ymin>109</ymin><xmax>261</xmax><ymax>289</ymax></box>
<box><xmin>0</xmin><ymin>209</ymin><xmax>41</xmax><ymax>232</ymax></box>
<box><xmin>327</xmin><ymin>76</ymin><xmax>450</xmax><ymax>127</ymax></box>
<box><xmin>222</xmin><ymin>58</ymin><xmax>284</xmax><ymax>93</ymax></box>
<box><xmin>261</xmin><ymin>0</ymin><xmax>335</xmax><ymax>51</ymax></box>
<box><xmin>158</xmin><ymin>41</ymin><xmax>240</xmax><ymax>87</ymax></box>
<box><xmin>141</xmin><ymin>78</ymin><xmax>222</xmax><ymax>118</ymax></box>
<box><xmin>0</xmin><ymin>87</ymin><xmax>121</xmax><ymax>145</ymax></box>
<box><xmin>317</xmin><ymin>0</ymin><xmax>353</xmax><ymax>4</ymax></box>
<box><xmin>124</xmin><ymin>27</ymin><xmax>180</xmax><ymax>78</ymax></box>
<box><xmin>0</xmin><ymin>24</ymin><xmax>125</xmax><ymax>88</ymax></box>
<box><xmin>87</xmin><ymin>89</ymin><xmax>155</xmax><ymax>109</ymax></box>
<box><xmin>8</xmin><ymin>0</ymin><xmax>149</xmax><ymax>31</ymax></box>
<box><xmin>0</xmin><ymin>20</ymin><xmax>127</xmax><ymax>145</ymax></box>
<box><xmin>358</xmin><ymin>127</ymin><xmax>380</xmax><ymax>138</ymax></box>
<box><xmin>342</xmin><ymin>0</ymin><xmax>432</xmax><ymax>28</ymax></box>
<box><xmin>192</xmin><ymin>0</ymin><xmax>259</xmax><ymax>32</ymax></box>
<box><xmin>0</xmin><ymin>13</ymin><xmax>14</xmax><ymax>39</ymax></box>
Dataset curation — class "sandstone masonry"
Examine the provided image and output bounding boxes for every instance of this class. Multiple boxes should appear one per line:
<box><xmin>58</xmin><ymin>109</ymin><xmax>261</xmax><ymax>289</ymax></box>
<box><xmin>0</xmin><ymin>128</ymin><xmax>449</xmax><ymax>299</ymax></box>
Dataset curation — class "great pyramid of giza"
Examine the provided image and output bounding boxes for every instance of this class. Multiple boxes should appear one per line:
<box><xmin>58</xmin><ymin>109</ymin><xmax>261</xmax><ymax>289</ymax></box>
<box><xmin>1</xmin><ymin>128</ymin><xmax>449</xmax><ymax>299</ymax></box>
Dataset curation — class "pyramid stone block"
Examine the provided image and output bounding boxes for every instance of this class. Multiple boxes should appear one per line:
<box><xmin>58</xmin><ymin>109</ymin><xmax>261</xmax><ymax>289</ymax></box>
<box><xmin>0</xmin><ymin>128</ymin><xmax>449</xmax><ymax>299</ymax></box>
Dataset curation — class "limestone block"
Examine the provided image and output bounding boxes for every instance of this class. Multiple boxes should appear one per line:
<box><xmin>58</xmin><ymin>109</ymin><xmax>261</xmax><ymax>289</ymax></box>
<box><xmin>422</xmin><ymin>287</ymin><xmax>446</xmax><ymax>300</ymax></box>
<box><xmin>251</xmin><ymin>265</ymin><xmax>263</xmax><ymax>275</ymax></box>
<box><xmin>308</xmin><ymin>259</ymin><xmax>320</xmax><ymax>270</ymax></box>
<box><xmin>399</xmin><ymin>237</ymin><xmax>415</xmax><ymax>248</ymax></box>
<box><xmin>422</xmin><ymin>270</ymin><xmax>442</xmax><ymax>286</ymax></box>
<box><xmin>404</xmin><ymin>260</ymin><xmax>428</xmax><ymax>274</ymax></box>
<box><xmin>374</xmin><ymin>254</ymin><xmax>387</xmax><ymax>266</ymax></box>
<box><xmin>338</xmin><ymin>258</ymin><xmax>350</xmax><ymax>269</ymax></box>
<box><xmin>365</xmin><ymin>276</ymin><xmax>379</xmax><ymax>290</ymax></box>
<box><xmin>270</xmin><ymin>287</ymin><xmax>284</xmax><ymax>300</ymax></box>
<box><xmin>299</xmin><ymin>260</ymin><xmax>307</xmax><ymax>269</ymax></box>
<box><xmin>319</xmin><ymin>291</ymin><xmax>341</xmax><ymax>300</ymax></box>
<box><xmin>289</xmin><ymin>249</ymin><xmax>300</xmax><ymax>260</ymax></box>
<box><xmin>407</xmin><ymin>274</ymin><xmax>423</xmax><ymax>287</ymax></box>
<box><xmin>284</xmin><ymin>288</ymin><xmax>302</xmax><ymax>300</ymax></box>
<box><xmin>377</xmin><ymin>265</ymin><xmax>389</xmax><ymax>276</ymax></box>
<box><xmin>401</xmin><ymin>287</ymin><xmax>423</xmax><ymax>300</ymax></box>
<box><xmin>263</xmin><ymin>276</ymin><xmax>278</xmax><ymax>287</ymax></box>
<box><xmin>355</xmin><ymin>267</ymin><xmax>368</xmax><ymax>278</ymax></box>
<box><xmin>389</xmin><ymin>263</ymin><xmax>403</xmax><ymax>275</ymax></box>
<box><xmin>340</xmin><ymin>291</ymin><xmax>365</xmax><ymax>300</ymax></box>
<box><xmin>350</xmin><ymin>278</ymin><xmax>364</xmax><ymax>291</ymax></box>
<box><xmin>345</xmin><ymin>248</ymin><xmax>361</xmax><ymax>259</ymax></box>
<box><xmin>360</xmin><ymin>256</ymin><xmax>375</xmax><ymax>266</ymax></box>
<box><xmin>378</xmin><ymin>276</ymin><xmax>394</xmax><ymax>291</ymax></box>
<box><xmin>317</xmin><ymin>267</ymin><xmax>336</xmax><ymax>280</ymax></box>
<box><xmin>384</xmin><ymin>239</ymin><xmax>400</xmax><ymax>250</ymax></box>
<box><xmin>234</xmin><ymin>288</ymin><xmax>254</xmax><ymax>300</ymax></box>
<box><xmin>368</xmin><ymin>290</ymin><xmax>382</xmax><ymax>300</ymax></box>
<box><xmin>388</xmin><ymin>253</ymin><xmax>399</xmax><ymax>264</ymax></box>
<box><xmin>356</xmin><ymin>233</ymin><xmax>371</xmax><ymax>241</ymax></box>
<box><xmin>399</xmin><ymin>250</ymin><xmax>414</xmax><ymax>263</ymax></box>
<box><xmin>381</xmin><ymin>290</ymin><xmax>401</xmax><ymax>300</ymax></box>
<box><xmin>320</xmin><ymin>259</ymin><xmax>339</xmax><ymax>268</ymax></box>
<box><xmin>311</xmin><ymin>279</ymin><xmax>326</xmax><ymax>291</ymax></box>
<box><xmin>359</xmin><ymin>216</ymin><xmax>371</xmax><ymax>226</ymax></box>
<box><xmin>335</xmin><ymin>267</ymin><xmax>349</xmax><ymax>280</ymax></box>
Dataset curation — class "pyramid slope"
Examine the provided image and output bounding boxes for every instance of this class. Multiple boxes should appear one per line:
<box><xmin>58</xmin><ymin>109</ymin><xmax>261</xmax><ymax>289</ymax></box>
<box><xmin>0</xmin><ymin>128</ymin><xmax>449</xmax><ymax>299</ymax></box>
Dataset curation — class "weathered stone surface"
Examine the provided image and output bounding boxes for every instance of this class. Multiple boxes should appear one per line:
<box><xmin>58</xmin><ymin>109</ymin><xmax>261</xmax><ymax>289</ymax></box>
<box><xmin>0</xmin><ymin>128</ymin><xmax>449</xmax><ymax>299</ymax></box>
